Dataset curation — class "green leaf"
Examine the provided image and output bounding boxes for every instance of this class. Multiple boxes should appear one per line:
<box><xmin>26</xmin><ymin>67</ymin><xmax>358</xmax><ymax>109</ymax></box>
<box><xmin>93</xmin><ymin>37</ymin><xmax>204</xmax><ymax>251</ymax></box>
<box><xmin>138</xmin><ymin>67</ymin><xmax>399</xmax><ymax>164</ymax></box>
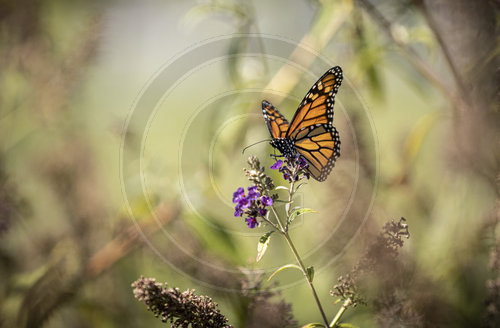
<box><xmin>306</xmin><ymin>266</ymin><xmax>315</xmax><ymax>282</ymax></box>
<box><xmin>301</xmin><ymin>323</ymin><xmax>325</xmax><ymax>328</ymax></box>
<box><xmin>295</xmin><ymin>182</ymin><xmax>307</xmax><ymax>192</ymax></box>
<box><xmin>338</xmin><ymin>324</ymin><xmax>360</xmax><ymax>328</ymax></box>
<box><xmin>275</xmin><ymin>186</ymin><xmax>289</xmax><ymax>190</ymax></box>
<box><xmin>285</xmin><ymin>202</ymin><xmax>290</xmax><ymax>213</ymax></box>
<box><xmin>267</xmin><ymin>264</ymin><xmax>301</xmax><ymax>281</ymax></box>
<box><xmin>256</xmin><ymin>231</ymin><xmax>274</xmax><ymax>262</ymax></box>
<box><xmin>289</xmin><ymin>208</ymin><xmax>317</xmax><ymax>223</ymax></box>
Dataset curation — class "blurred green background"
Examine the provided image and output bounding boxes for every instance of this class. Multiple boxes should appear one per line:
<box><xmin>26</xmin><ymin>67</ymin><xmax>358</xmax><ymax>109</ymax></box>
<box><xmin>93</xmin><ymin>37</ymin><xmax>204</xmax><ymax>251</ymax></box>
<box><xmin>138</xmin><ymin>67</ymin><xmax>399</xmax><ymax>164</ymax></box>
<box><xmin>1</xmin><ymin>0</ymin><xmax>498</xmax><ymax>327</ymax></box>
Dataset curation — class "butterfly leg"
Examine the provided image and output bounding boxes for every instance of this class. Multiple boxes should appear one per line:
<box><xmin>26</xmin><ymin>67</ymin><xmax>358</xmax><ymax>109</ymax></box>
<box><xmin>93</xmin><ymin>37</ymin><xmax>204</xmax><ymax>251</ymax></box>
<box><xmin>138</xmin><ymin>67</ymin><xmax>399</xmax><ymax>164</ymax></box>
<box><xmin>270</xmin><ymin>153</ymin><xmax>285</xmax><ymax>161</ymax></box>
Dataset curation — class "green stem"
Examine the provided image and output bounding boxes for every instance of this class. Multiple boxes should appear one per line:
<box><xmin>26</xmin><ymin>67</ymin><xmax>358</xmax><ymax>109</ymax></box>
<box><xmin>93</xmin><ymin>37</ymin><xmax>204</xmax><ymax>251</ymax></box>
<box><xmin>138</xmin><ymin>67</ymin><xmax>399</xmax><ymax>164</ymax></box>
<box><xmin>285</xmin><ymin>178</ymin><xmax>295</xmax><ymax>231</ymax></box>
<box><xmin>269</xmin><ymin>164</ymin><xmax>329</xmax><ymax>326</ymax></box>
<box><xmin>270</xmin><ymin>204</ymin><xmax>286</xmax><ymax>232</ymax></box>
<box><xmin>282</xmin><ymin>231</ymin><xmax>330</xmax><ymax>327</ymax></box>
<box><xmin>269</xmin><ymin>202</ymin><xmax>329</xmax><ymax>326</ymax></box>
<box><xmin>260</xmin><ymin>210</ymin><xmax>280</xmax><ymax>231</ymax></box>
<box><xmin>329</xmin><ymin>299</ymin><xmax>351</xmax><ymax>327</ymax></box>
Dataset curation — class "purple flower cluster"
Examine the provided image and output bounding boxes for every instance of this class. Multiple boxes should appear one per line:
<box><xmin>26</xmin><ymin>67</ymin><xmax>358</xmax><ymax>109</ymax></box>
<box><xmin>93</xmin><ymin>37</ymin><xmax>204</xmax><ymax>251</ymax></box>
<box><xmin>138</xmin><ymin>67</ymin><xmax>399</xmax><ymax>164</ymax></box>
<box><xmin>233</xmin><ymin>186</ymin><xmax>274</xmax><ymax>228</ymax></box>
<box><xmin>270</xmin><ymin>154</ymin><xmax>310</xmax><ymax>182</ymax></box>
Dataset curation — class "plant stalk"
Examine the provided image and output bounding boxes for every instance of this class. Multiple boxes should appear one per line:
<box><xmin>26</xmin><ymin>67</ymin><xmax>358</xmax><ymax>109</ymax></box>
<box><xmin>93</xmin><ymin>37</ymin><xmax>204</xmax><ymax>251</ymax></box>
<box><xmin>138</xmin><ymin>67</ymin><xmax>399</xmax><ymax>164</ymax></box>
<box><xmin>282</xmin><ymin>231</ymin><xmax>330</xmax><ymax>327</ymax></box>
<box><xmin>269</xmin><ymin>164</ymin><xmax>329</xmax><ymax>326</ymax></box>
<box><xmin>329</xmin><ymin>299</ymin><xmax>351</xmax><ymax>327</ymax></box>
<box><xmin>285</xmin><ymin>178</ymin><xmax>295</xmax><ymax>231</ymax></box>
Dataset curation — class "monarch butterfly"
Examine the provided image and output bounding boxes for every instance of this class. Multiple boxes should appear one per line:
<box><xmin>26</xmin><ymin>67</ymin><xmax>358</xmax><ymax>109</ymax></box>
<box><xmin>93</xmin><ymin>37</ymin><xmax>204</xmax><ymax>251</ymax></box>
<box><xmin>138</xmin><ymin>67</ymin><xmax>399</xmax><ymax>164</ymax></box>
<box><xmin>262</xmin><ymin>66</ymin><xmax>342</xmax><ymax>181</ymax></box>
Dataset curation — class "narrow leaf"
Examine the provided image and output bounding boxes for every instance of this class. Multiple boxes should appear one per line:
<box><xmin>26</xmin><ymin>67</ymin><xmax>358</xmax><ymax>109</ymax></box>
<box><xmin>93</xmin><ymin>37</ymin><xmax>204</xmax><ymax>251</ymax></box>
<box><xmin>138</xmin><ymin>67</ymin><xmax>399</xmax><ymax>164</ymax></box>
<box><xmin>256</xmin><ymin>231</ymin><xmax>274</xmax><ymax>262</ymax></box>
<box><xmin>306</xmin><ymin>266</ymin><xmax>315</xmax><ymax>282</ymax></box>
<box><xmin>275</xmin><ymin>186</ymin><xmax>289</xmax><ymax>190</ymax></box>
<box><xmin>338</xmin><ymin>324</ymin><xmax>360</xmax><ymax>328</ymax></box>
<box><xmin>289</xmin><ymin>208</ymin><xmax>318</xmax><ymax>223</ymax></box>
<box><xmin>295</xmin><ymin>182</ymin><xmax>307</xmax><ymax>192</ymax></box>
<box><xmin>267</xmin><ymin>264</ymin><xmax>301</xmax><ymax>281</ymax></box>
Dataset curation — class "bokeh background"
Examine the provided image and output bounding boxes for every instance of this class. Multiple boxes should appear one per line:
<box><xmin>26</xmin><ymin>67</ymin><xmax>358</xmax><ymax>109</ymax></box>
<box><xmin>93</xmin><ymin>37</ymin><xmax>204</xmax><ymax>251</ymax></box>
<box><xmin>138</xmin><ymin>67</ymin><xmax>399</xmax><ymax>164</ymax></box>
<box><xmin>1</xmin><ymin>0</ymin><xmax>498</xmax><ymax>327</ymax></box>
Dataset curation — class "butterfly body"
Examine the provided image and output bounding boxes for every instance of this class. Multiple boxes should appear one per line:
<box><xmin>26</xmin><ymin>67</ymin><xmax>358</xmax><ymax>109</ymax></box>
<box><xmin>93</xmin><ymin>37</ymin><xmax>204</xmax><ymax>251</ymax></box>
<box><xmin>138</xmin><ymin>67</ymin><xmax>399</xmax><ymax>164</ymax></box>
<box><xmin>262</xmin><ymin>66</ymin><xmax>343</xmax><ymax>181</ymax></box>
<box><xmin>269</xmin><ymin>137</ymin><xmax>295</xmax><ymax>158</ymax></box>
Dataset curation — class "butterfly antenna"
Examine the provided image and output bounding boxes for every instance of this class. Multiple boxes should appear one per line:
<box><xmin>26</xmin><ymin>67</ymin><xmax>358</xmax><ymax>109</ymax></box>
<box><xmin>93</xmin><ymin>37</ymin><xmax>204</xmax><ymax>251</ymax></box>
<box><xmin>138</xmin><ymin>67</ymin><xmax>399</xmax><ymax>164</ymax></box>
<box><xmin>242</xmin><ymin>139</ymin><xmax>270</xmax><ymax>155</ymax></box>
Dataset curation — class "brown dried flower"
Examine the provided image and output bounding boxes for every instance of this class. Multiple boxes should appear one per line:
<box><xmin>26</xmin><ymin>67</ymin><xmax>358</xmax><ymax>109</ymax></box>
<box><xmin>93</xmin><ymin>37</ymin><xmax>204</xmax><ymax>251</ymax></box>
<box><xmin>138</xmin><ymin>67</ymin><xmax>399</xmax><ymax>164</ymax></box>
<box><xmin>132</xmin><ymin>276</ymin><xmax>232</xmax><ymax>328</ymax></box>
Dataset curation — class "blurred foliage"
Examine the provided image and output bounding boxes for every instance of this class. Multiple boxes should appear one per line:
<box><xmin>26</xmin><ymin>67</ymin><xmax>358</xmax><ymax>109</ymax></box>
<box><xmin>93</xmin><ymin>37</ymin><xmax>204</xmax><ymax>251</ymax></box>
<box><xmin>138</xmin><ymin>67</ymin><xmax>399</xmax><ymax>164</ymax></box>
<box><xmin>0</xmin><ymin>0</ymin><xmax>498</xmax><ymax>327</ymax></box>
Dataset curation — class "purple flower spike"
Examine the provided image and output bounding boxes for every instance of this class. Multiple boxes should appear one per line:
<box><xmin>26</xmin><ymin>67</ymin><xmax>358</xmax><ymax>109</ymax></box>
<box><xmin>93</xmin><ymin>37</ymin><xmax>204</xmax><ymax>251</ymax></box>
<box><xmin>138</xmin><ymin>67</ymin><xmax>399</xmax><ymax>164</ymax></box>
<box><xmin>232</xmin><ymin>187</ymin><xmax>245</xmax><ymax>203</ymax></box>
<box><xmin>270</xmin><ymin>160</ymin><xmax>283</xmax><ymax>170</ymax></box>
<box><xmin>261</xmin><ymin>195</ymin><xmax>273</xmax><ymax>206</ymax></box>
<box><xmin>298</xmin><ymin>156</ymin><xmax>308</xmax><ymax>168</ymax></box>
<box><xmin>259</xmin><ymin>208</ymin><xmax>267</xmax><ymax>216</ymax></box>
<box><xmin>246</xmin><ymin>217</ymin><xmax>258</xmax><ymax>229</ymax></box>
<box><xmin>247</xmin><ymin>186</ymin><xmax>260</xmax><ymax>201</ymax></box>
<box><xmin>239</xmin><ymin>197</ymin><xmax>250</xmax><ymax>209</ymax></box>
<box><xmin>234</xmin><ymin>206</ymin><xmax>243</xmax><ymax>217</ymax></box>
<box><xmin>283</xmin><ymin>172</ymin><xmax>290</xmax><ymax>181</ymax></box>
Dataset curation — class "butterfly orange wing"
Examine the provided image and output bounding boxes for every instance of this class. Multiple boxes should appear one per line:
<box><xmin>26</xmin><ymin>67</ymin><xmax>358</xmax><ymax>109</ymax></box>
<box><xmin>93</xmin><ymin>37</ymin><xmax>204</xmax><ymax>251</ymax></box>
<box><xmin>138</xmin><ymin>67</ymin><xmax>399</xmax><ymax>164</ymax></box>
<box><xmin>262</xmin><ymin>100</ymin><xmax>290</xmax><ymax>139</ymax></box>
<box><xmin>287</xmin><ymin>66</ymin><xmax>343</xmax><ymax>181</ymax></box>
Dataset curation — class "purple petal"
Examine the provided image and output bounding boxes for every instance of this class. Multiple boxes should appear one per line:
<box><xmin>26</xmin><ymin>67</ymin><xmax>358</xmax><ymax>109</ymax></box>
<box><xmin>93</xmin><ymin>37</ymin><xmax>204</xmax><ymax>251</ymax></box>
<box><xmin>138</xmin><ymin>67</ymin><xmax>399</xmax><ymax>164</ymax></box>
<box><xmin>247</xmin><ymin>186</ymin><xmax>260</xmax><ymax>201</ymax></box>
<box><xmin>298</xmin><ymin>156</ymin><xmax>308</xmax><ymax>168</ymax></box>
<box><xmin>239</xmin><ymin>197</ymin><xmax>250</xmax><ymax>209</ymax></box>
<box><xmin>234</xmin><ymin>206</ymin><xmax>243</xmax><ymax>217</ymax></box>
<box><xmin>232</xmin><ymin>187</ymin><xmax>245</xmax><ymax>203</ymax></box>
<box><xmin>245</xmin><ymin>217</ymin><xmax>258</xmax><ymax>229</ymax></box>
<box><xmin>270</xmin><ymin>160</ymin><xmax>283</xmax><ymax>170</ymax></box>
<box><xmin>261</xmin><ymin>195</ymin><xmax>273</xmax><ymax>206</ymax></box>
